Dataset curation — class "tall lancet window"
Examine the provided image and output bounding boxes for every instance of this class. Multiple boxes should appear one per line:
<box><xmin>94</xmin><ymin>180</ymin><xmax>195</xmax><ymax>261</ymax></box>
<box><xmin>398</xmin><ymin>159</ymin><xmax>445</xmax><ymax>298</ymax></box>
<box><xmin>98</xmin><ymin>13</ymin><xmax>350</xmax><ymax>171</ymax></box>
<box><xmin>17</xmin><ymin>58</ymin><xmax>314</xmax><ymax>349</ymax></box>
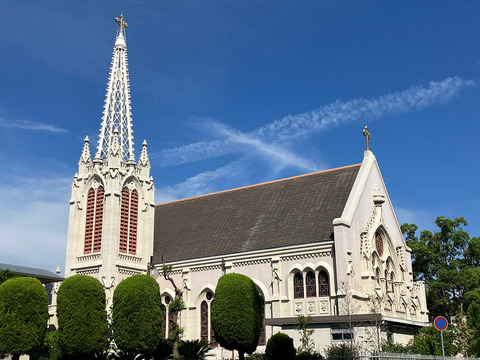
<box><xmin>84</xmin><ymin>186</ymin><xmax>104</xmax><ymax>253</ymax></box>
<box><xmin>119</xmin><ymin>187</ymin><xmax>139</xmax><ymax>254</ymax></box>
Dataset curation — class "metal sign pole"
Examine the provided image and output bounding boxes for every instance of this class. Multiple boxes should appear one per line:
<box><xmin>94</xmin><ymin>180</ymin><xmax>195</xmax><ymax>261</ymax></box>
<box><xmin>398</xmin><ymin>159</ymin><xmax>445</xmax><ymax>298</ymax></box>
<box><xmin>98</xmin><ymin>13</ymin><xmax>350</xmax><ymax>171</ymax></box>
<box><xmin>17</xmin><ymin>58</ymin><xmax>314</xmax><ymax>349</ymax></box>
<box><xmin>440</xmin><ymin>330</ymin><xmax>445</xmax><ymax>359</ymax></box>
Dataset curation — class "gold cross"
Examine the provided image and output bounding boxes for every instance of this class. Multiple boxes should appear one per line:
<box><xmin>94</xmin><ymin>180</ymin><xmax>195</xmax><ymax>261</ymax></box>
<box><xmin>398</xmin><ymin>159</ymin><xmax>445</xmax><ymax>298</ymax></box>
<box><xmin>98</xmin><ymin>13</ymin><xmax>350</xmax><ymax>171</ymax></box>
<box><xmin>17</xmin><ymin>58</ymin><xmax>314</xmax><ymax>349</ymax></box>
<box><xmin>115</xmin><ymin>14</ymin><xmax>128</xmax><ymax>32</ymax></box>
<box><xmin>363</xmin><ymin>126</ymin><xmax>371</xmax><ymax>151</ymax></box>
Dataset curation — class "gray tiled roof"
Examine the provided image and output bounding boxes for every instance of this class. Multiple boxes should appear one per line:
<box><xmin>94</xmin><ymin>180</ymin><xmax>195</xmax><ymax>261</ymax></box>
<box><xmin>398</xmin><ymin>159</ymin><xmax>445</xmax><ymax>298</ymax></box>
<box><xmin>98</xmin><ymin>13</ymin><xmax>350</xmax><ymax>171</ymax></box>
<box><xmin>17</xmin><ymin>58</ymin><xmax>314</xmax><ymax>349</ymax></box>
<box><xmin>0</xmin><ymin>263</ymin><xmax>64</xmax><ymax>284</ymax></box>
<box><xmin>153</xmin><ymin>164</ymin><xmax>360</xmax><ymax>263</ymax></box>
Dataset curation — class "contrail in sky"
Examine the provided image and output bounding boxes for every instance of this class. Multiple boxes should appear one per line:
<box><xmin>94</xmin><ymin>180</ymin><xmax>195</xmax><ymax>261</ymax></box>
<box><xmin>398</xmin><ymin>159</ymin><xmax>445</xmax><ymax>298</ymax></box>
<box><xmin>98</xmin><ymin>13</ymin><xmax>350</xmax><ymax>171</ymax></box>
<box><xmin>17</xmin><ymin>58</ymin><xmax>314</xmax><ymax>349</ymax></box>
<box><xmin>153</xmin><ymin>77</ymin><xmax>475</xmax><ymax>167</ymax></box>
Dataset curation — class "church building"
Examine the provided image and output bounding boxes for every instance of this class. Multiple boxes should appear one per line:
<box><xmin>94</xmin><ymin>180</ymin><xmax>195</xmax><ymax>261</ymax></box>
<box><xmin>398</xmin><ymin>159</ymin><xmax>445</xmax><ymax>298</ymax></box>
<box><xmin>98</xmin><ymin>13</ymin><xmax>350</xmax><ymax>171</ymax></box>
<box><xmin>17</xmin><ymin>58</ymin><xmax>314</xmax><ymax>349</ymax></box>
<box><xmin>64</xmin><ymin>16</ymin><xmax>428</xmax><ymax>357</ymax></box>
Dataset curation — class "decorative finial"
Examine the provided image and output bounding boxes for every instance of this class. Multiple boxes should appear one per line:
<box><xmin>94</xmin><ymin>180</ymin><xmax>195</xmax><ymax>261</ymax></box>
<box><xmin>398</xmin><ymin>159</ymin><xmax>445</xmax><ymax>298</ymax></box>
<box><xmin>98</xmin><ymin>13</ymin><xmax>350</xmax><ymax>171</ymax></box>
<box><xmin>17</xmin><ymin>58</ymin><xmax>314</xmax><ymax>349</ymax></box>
<box><xmin>363</xmin><ymin>126</ymin><xmax>371</xmax><ymax>151</ymax></box>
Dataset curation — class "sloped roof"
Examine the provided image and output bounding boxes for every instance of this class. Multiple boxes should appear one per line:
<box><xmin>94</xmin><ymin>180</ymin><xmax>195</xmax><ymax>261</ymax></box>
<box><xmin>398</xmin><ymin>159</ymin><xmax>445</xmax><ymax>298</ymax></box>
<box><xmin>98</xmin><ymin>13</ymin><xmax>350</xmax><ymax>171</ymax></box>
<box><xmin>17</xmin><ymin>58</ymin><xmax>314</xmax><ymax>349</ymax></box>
<box><xmin>0</xmin><ymin>263</ymin><xmax>64</xmax><ymax>284</ymax></box>
<box><xmin>153</xmin><ymin>164</ymin><xmax>361</xmax><ymax>263</ymax></box>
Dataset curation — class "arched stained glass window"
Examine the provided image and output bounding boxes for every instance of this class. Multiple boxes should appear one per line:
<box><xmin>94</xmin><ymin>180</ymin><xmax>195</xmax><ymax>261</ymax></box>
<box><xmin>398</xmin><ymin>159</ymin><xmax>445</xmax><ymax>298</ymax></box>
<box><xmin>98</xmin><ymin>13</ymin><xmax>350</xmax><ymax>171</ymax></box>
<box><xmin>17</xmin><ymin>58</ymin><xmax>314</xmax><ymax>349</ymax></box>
<box><xmin>258</xmin><ymin>297</ymin><xmax>265</xmax><ymax>346</ymax></box>
<box><xmin>390</xmin><ymin>273</ymin><xmax>395</xmax><ymax>293</ymax></box>
<box><xmin>318</xmin><ymin>270</ymin><xmax>329</xmax><ymax>297</ymax></box>
<box><xmin>375</xmin><ymin>232</ymin><xmax>384</xmax><ymax>257</ymax></box>
<box><xmin>294</xmin><ymin>273</ymin><xmax>304</xmax><ymax>299</ymax></box>
<box><xmin>200</xmin><ymin>300</ymin><xmax>208</xmax><ymax>342</ymax></box>
<box><xmin>384</xmin><ymin>270</ymin><xmax>388</xmax><ymax>292</ymax></box>
<box><xmin>306</xmin><ymin>271</ymin><xmax>316</xmax><ymax>297</ymax></box>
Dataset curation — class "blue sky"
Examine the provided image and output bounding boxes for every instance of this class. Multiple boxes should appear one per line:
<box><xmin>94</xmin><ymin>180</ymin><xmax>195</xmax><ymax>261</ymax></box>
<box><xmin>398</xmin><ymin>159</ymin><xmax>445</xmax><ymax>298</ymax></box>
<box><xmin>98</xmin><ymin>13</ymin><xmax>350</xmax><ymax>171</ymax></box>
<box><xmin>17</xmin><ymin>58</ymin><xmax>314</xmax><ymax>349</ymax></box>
<box><xmin>0</xmin><ymin>1</ymin><xmax>479</xmax><ymax>274</ymax></box>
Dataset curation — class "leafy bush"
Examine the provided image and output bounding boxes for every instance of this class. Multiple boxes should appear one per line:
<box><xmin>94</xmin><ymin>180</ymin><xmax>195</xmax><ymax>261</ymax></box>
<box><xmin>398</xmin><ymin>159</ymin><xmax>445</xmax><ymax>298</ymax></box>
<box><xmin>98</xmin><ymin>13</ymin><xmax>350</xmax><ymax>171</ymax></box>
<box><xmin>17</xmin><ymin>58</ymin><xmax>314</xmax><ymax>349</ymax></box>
<box><xmin>265</xmin><ymin>333</ymin><xmax>296</xmax><ymax>360</ymax></box>
<box><xmin>57</xmin><ymin>275</ymin><xmax>108</xmax><ymax>359</ymax></box>
<box><xmin>112</xmin><ymin>275</ymin><xmax>163</xmax><ymax>357</ymax></box>
<box><xmin>296</xmin><ymin>351</ymin><xmax>324</xmax><ymax>360</ymax></box>
<box><xmin>0</xmin><ymin>277</ymin><xmax>49</xmax><ymax>360</ymax></box>
<box><xmin>324</xmin><ymin>342</ymin><xmax>358</xmax><ymax>360</ymax></box>
<box><xmin>211</xmin><ymin>273</ymin><xmax>263</xmax><ymax>360</ymax></box>
<box><xmin>246</xmin><ymin>353</ymin><xmax>265</xmax><ymax>360</ymax></box>
<box><xmin>178</xmin><ymin>339</ymin><xmax>211</xmax><ymax>360</ymax></box>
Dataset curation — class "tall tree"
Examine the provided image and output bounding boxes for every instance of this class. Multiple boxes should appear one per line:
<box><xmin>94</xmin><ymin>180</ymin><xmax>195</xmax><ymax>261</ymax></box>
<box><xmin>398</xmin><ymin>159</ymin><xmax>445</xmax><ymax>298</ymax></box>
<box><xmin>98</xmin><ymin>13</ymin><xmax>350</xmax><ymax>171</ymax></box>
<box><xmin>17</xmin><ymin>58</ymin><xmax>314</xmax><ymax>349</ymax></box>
<box><xmin>112</xmin><ymin>274</ymin><xmax>163</xmax><ymax>358</ymax></box>
<box><xmin>0</xmin><ymin>277</ymin><xmax>49</xmax><ymax>360</ymax></box>
<box><xmin>57</xmin><ymin>275</ymin><xmax>108</xmax><ymax>359</ymax></box>
<box><xmin>402</xmin><ymin>216</ymin><xmax>479</xmax><ymax>318</ymax></box>
<box><xmin>211</xmin><ymin>273</ymin><xmax>263</xmax><ymax>360</ymax></box>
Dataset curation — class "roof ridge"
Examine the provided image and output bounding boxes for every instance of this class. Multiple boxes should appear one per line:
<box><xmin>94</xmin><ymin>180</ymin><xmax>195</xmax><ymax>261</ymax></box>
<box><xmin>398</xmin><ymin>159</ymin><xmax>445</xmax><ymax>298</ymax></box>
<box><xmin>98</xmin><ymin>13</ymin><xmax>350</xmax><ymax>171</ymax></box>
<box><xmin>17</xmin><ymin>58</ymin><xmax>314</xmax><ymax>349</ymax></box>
<box><xmin>157</xmin><ymin>163</ymin><xmax>361</xmax><ymax>206</ymax></box>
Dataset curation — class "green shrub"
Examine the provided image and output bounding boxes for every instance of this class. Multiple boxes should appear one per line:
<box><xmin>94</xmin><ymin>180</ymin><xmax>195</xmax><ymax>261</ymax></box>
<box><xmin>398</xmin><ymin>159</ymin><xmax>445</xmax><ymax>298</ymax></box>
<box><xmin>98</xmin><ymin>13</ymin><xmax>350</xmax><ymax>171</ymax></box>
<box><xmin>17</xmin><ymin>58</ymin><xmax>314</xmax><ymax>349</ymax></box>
<box><xmin>112</xmin><ymin>274</ymin><xmax>163</xmax><ymax>357</ymax></box>
<box><xmin>57</xmin><ymin>275</ymin><xmax>108</xmax><ymax>359</ymax></box>
<box><xmin>0</xmin><ymin>277</ymin><xmax>49</xmax><ymax>360</ymax></box>
<box><xmin>211</xmin><ymin>273</ymin><xmax>263</xmax><ymax>360</ymax></box>
<box><xmin>324</xmin><ymin>343</ymin><xmax>358</xmax><ymax>360</ymax></box>
<box><xmin>265</xmin><ymin>333</ymin><xmax>296</xmax><ymax>360</ymax></box>
<box><xmin>178</xmin><ymin>338</ymin><xmax>211</xmax><ymax>360</ymax></box>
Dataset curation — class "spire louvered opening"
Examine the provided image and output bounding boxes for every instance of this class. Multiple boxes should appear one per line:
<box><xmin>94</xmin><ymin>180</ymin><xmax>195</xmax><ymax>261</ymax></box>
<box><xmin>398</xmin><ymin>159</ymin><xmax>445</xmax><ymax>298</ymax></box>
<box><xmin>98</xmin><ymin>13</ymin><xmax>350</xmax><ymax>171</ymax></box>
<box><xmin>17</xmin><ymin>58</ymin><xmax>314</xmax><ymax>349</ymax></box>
<box><xmin>84</xmin><ymin>186</ymin><xmax>104</xmax><ymax>254</ymax></box>
<box><xmin>119</xmin><ymin>187</ymin><xmax>139</xmax><ymax>255</ymax></box>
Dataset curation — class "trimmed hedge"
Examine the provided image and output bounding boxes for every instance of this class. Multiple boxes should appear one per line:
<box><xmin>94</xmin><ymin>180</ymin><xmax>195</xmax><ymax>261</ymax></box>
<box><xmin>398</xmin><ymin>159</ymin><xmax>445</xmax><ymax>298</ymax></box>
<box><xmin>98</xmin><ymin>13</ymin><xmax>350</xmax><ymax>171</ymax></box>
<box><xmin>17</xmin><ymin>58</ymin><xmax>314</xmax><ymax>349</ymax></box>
<box><xmin>0</xmin><ymin>277</ymin><xmax>49</xmax><ymax>359</ymax></box>
<box><xmin>211</xmin><ymin>273</ymin><xmax>263</xmax><ymax>360</ymax></box>
<box><xmin>112</xmin><ymin>274</ymin><xmax>163</xmax><ymax>355</ymax></box>
<box><xmin>57</xmin><ymin>275</ymin><xmax>108</xmax><ymax>359</ymax></box>
<box><xmin>265</xmin><ymin>332</ymin><xmax>296</xmax><ymax>360</ymax></box>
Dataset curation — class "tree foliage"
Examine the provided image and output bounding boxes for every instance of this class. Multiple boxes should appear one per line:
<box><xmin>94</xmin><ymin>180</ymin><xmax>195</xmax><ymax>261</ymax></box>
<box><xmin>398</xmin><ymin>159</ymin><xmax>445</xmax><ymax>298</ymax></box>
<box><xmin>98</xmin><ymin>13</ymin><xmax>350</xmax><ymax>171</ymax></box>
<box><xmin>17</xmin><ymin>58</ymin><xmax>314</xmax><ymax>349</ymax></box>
<box><xmin>211</xmin><ymin>273</ymin><xmax>263</xmax><ymax>360</ymax></box>
<box><xmin>402</xmin><ymin>216</ymin><xmax>480</xmax><ymax>318</ymax></box>
<box><xmin>0</xmin><ymin>277</ymin><xmax>49</xmax><ymax>360</ymax></box>
<box><xmin>57</xmin><ymin>275</ymin><xmax>108</xmax><ymax>359</ymax></box>
<box><xmin>112</xmin><ymin>274</ymin><xmax>164</xmax><ymax>357</ymax></box>
<box><xmin>296</xmin><ymin>315</ymin><xmax>315</xmax><ymax>355</ymax></box>
<box><xmin>265</xmin><ymin>333</ymin><xmax>296</xmax><ymax>360</ymax></box>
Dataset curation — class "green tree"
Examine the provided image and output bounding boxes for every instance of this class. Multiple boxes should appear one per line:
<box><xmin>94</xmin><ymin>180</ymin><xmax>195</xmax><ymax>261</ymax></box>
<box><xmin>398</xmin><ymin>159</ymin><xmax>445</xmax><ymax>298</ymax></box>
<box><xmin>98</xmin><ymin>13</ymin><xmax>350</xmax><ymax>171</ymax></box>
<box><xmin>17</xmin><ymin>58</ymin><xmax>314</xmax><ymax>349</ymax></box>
<box><xmin>265</xmin><ymin>333</ymin><xmax>296</xmax><ymax>360</ymax></box>
<box><xmin>211</xmin><ymin>273</ymin><xmax>263</xmax><ymax>360</ymax></box>
<box><xmin>57</xmin><ymin>275</ymin><xmax>108</xmax><ymax>359</ymax></box>
<box><xmin>112</xmin><ymin>274</ymin><xmax>164</xmax><ymax>358</ymax></box>
<box><xmin>467</xmin><ymin>301</ymin><xmax>480</xmax><ymax>356</ymax></box>
<box><xmin>161</xmin><ymin>263</ymin><xmax>186</xmax><ymax>358</ymax></box>
<box><xmin>0</xmin><ymin>269</ymin><xmax>10</xmax><ymax>284</ymax></box>
<box><xmin>402</xmin><ymin>216</ymin><xmax>479</xmax><ymax>318</ymax></box>
<box><xmin>296</xmin><ymin>315</ymin><xmax>315</xmax><ymax>355</ymax></box>
<box><xmin>409</xmin><ymin>326</ymin><xmax>457</xmax><ymax>356</ymax></box>
<box><xmin>0</xmin><ymin>277</ymin><xmax>49</xmax><ymax>360</ymax></box>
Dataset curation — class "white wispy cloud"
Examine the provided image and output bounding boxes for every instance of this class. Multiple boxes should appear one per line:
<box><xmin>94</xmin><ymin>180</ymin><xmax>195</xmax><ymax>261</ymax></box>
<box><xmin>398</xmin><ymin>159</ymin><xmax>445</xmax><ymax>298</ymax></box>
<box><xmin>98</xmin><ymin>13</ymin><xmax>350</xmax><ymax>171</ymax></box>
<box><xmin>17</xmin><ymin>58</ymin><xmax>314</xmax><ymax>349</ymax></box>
<box><xmin>0</xmin><ymin>118</ymin><xmax>68</xmax><ymax>133</ymax></box>
<box><xmin>153</xmin><ymin>77</ymin><xmax>475</xmax><ymax>167</ymax></box>
<box><xmin>155</xmin><ymin>162</ymin><xmax>248</xmax><ymax>203</ymax></box>
<box><xmin>0</xmin><ymin>176</ymin><xmax>71</xmax><ymax>273</ymax></box>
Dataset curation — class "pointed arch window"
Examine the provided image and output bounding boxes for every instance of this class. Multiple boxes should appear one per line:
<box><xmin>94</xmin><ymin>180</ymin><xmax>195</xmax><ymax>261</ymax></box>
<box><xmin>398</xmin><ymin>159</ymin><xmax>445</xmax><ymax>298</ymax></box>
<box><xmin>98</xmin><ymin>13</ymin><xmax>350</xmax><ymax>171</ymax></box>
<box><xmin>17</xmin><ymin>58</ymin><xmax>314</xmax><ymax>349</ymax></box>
<box><xmin>375</xmin><ymin>232</ymin><xmax>384</xmax><ymax>257</ymax></box>
<box><xmin>258</xmin><ymin>296</ymin><xmax>266</xmax><ymax>346</ymax></box>
<box><xmin>318</xmin><ymin>270</ymin><xmax>329</xmax><ymax>297</ymax></box>
<box><xmin>84</xmin><ymin>186</ymin><xmax>104</xmax><ymax>253</ymax></box>
<box><xmin>200</xmin><ymin>300</ymin><xmax>209</xmax><ymax>342</ymax></box>
<box><xmin>390</xmin><ymin>273</ymin><xmax>395</xmax><ymax>293</ymax></box>
<box><xmin>306</xmin><ymin>271</ymin><xmax>316</xmax><ymax>297</ymax></box>
<box><xmin>119</xmin><ymin>187</ymin><xmax>139</xmax><ymax>255</ymax></box>
<box><xmin>200</xmin><ymin>292</ymin><xmax>216</xmax><ymax>347</ymax></box>
<box><xmin>384</xmin><ymin>270</ymin><xmax>388</xmax><ymax>292</ymax></box>
<box><xmin>375</xmin><ymin>268</ymin><xmax>380</xmax><ymax>287</ymax></box>
<box><xmin>294</xmin><ymin>272</ymin><xmax>304</xmax><ymax>299</ymax></box>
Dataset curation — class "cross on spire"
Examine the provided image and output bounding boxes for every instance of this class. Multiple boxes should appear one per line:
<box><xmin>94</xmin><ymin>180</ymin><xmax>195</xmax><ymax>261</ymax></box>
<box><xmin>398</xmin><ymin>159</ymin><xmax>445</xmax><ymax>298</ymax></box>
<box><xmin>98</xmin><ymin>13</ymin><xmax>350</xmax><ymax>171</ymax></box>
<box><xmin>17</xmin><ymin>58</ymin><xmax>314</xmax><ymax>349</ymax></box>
<box><xmin>363</xmin><ymin>126</ymin><xmax>371</xmax><ymax>151</ymax></box>
<box><xmin>115</xmin><ymin>14</ymin><xmax>128</xmax><ymax>35</ymax></box>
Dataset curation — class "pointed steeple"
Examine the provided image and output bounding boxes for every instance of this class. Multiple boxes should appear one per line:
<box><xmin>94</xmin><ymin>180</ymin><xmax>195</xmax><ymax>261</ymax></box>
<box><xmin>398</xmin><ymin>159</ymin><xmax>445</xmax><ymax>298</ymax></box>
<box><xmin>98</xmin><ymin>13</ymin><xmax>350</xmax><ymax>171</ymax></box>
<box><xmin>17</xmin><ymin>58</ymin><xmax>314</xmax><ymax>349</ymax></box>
<box><xmin>95</xmin><ymin>14</ymin><xmax>135</xmax><ymax>164</ymax></box>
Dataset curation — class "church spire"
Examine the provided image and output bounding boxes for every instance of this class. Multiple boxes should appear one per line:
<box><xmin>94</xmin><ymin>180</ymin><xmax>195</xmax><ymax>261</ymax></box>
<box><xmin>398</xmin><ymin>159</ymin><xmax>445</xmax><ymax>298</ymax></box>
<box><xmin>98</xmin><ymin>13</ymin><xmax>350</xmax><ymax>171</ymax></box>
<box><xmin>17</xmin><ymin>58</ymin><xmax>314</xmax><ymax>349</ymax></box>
<box><xmin>95</xmin><ymin>14</ymin><xmax>135</xmax><ymax>164</ymax></box>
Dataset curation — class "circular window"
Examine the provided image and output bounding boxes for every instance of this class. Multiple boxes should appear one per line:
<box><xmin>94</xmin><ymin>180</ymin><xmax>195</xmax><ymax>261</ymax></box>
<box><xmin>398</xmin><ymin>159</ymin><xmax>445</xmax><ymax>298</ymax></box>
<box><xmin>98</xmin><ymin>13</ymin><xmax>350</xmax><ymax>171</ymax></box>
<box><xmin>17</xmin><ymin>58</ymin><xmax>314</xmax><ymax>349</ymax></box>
<box><xmin>164</xmin><ymin>295</ymin><xmax>171</xmax><ymax>305</ymax></box>
<box><xmin>375</xmin><ymin>232</ymin><xmax>384</xmax><ymax>257</ymax></box>
<box><xmin>206</xmin><ymin>291</ymin><xmax>213</xmax><ymax>300</ymax></box>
